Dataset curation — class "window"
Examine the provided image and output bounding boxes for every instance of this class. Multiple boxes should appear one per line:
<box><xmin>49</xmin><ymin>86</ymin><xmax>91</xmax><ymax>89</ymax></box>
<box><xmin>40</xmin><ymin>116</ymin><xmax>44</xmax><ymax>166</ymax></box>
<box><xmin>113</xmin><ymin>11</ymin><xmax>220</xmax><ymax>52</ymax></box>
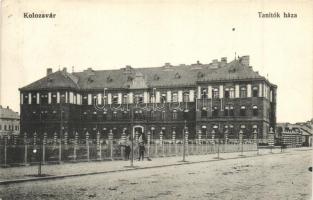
<box><xmin>201</xmin><ymin>88</ymin><xmax>207</xmax><ymax>99</ymax></box>
<box><xmin>212</xmin><ymin>88</ymin><xmax>219</xmax><ymax>99</ymax></box>
<box><xmin>183</xmin><ymin>92</ymin><xmax>189</xmax><ymax>102</ymax></box>
<box><xmin>0</xmin><ymin>125</ymin><xmax>1</xmax><ymax>130</ymax></box>
<box><xmin>161</xmin><ymin>94</ymin><xmax>167</xmax><ymax>103</ymax></box>
<box><xmin>112</xmin><ymin>95</ymin><xmax>118</xmax><ymax>104</ymax></box>
<box><xmin>41</xmin><ymin>111</ymin><xmax>48</xmax><ymax>120</ymax></box>
<box><xmin>240</xmin><ymin>87</ymin><xmax>247</xmax><ymax>98</ymax></box>
<box><xmin>229</xmin><ymin>88</ymin><xmax>235</xmax><ymax>98</ymax></box>
<box><xmin>212</xmin><ymin>106</ymin><xmax>218</xmax><ymax>117</ymax></box>
<box><xmin>161</xmin><ymin>111</ymin><xmax>166</xmax><ymax>120</ymax></box>
<box><xmin>150</xmin><ymin>111</ymin><xmax>155</xmax><ymax>120</ymax></box>
<box><xmin>92</xmin><ymin>111</ymin><xmax>97</xmax><ymax>121</ymax></box>
<box><xmin>230</xmin><ymin>106</ymin><xmax>234</xmax><ymax>116</ymax></box>
<box><xmin>172</xmin><ymin>110</ymin><xmax>177</xmax><ymax>120</ymax></box>
<box><xmin>51</xmin><ymin>93</ymin><xmax>57</xmax><ymax>104</ymax></box>
<box><xmin>4</xmin><ymin>125</ymin><xmax>7</xmax><ymax>130</ymax></box>
<box><xmin>172</xmin><ymin>93</ymin><xmax>178</xmax><ymax>102</ymax></box>
<box><xmin>134</xmin><ymin>95</ymin><xmax>143</xmax><ymax>104</ymax></box>
<box><xmin>112</xmin><ymin>111</ymin><xmax>117</xmax><ymax>120</ymax></box>
<box><xmin>122</xmin><ymin>95</ymin><xmax>128</xmax><ymax>104</ymax></box>
<box><xmin>201</xmin><ymin>108</ymin><xmax>207</xmax><ymax>118</ymax></box>
<box><xmin>252</xmin><ymin>86</ymin><xmax>258</xmax><ymax>97</ymax></box>
<box><xmin>103</xmin><ymin>112</ymin><xmax>107</xmax><ymax>120</ymax></box>
<box><xmin>224</xmin><ymin>106</ymin><xmax>229</xmax><ymax>116</ymax></box>
<box><xmin>82</xmin><ymin>95</ymin><xmax>88</xmax><ymax>105</ymax></box>
<box><xmin>224</xmin><ymin>88</ymin><xmax>230</xmax><ymax>98</ymax></box>
<box><xmin>32</xmin><ymin>94</ymin><xmax>37</xmax><ymax>105</ymax></box>
<box><xmin>41</xmin><ymin>94</ymin><xmax>48</xmax><ymax>104</ymax></box>
<box><xmin>252</xmin><ymin>105</ymin><xmax>258</xmax><ymax>116</ymax></box>
<box><xmin>82</xmin><ymin>112</ymin><xmax>88</xmax><ymax>121</ymax></box>
<box><xmin>240</xmin><ymin>106</ymin><xmax>246</xmax><ymax>116</ymax></box>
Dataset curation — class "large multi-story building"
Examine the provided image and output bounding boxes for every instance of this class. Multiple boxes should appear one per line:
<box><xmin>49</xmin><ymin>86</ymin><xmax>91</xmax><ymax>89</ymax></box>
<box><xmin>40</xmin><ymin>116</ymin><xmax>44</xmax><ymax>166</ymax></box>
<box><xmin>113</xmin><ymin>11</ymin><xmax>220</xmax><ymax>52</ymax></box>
<box><xmin>0</xmin><ymin>105</ymin><xmax>20</xmax><ymax>137</ymax></box>
<box><xmin>19</xmin><ymin>55</ymin><xmax>277</xmax><ymax>142</ymax></box>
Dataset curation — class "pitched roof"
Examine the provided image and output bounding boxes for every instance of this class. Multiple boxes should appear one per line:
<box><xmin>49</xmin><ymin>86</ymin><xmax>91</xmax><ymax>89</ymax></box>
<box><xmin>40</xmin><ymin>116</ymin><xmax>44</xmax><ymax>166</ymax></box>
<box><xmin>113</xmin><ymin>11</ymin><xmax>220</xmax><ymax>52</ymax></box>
<box><xmin>21</xmin><ymin>70</ymin><xmax>80</xmax><ymax>91</ymax></box>
<box><xmin>20</xmin><ymin>56</ymin><xmax>267</xmax><ymax>91</ymax></box>
<box><xmin>0</xmin><ymin>106</ymin><xmax>19</xmax><ymax>119</ymax></box>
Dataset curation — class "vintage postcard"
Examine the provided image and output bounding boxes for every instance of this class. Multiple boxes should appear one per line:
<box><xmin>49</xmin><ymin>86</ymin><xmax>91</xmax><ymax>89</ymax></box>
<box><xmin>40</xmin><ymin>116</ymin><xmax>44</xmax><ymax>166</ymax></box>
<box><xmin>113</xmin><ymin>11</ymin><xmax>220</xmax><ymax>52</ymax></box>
<box><xmin>0</xmin><ymin>0</ymin><xmax>312</xmax><ymax>199</ymax></box>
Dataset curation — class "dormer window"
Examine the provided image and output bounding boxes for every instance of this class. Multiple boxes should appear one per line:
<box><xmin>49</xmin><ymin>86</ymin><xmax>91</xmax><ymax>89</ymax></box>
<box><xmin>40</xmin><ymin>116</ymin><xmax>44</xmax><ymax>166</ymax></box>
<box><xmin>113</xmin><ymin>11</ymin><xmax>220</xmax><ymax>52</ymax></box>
<box><xmin>87</xmin><ymin>77</ymin><xmax>94</xmax><ymax>83</ymax></box>
<box><xmin>175</xmin><ymin>73</ymin><xmax>181</xmax><ymax>79</ymax></box>
<box><xmin>107</xmin><ymin>76</ymin><xmax>113</xmax><ymax>82</ymax></box>
<box><xmin>154</xmin><ymin>74</ymin><xmax>160</xmax><ymax>81</ymax></box>
<box><xmin>127</xmin><ymin>76</ymin><xmax>133</xmax><ymax>81</ymax></box>
<box><xmin>197</xmin><ymin>72</ymin><xmax>204</xmax><ymax>78</ymax></box>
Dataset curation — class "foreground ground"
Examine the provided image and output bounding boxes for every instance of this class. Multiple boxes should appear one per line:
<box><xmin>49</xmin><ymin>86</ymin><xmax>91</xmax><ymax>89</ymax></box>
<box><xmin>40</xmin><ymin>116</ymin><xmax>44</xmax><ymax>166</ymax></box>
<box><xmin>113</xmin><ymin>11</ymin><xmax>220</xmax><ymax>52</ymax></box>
<box><xmin>0</xmin><ymin>149</ymin><xmax>311</xmax><ymax>200</ymax></box>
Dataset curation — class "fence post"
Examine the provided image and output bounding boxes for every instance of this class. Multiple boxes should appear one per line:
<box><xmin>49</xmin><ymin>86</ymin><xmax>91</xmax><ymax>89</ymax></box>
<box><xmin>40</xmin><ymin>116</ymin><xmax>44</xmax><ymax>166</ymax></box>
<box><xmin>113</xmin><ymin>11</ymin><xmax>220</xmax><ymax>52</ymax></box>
<box><xmin>24</xmin><ymin>132</ymin><xmax>28</xmax><ymax>165</ymax></box>
<box><xmin>74</xmin><ymin>132</ymin><xmax>78</xmax><ymax>161</ymax></box>
<box><xmin>185</xmin><ymin>131</ymin><xmax>189</xmax><ymax>156</ymax></box>
<box><xmin>160</xmin><ymin>131</ymin><xmax>164</xmax><ymax>157</ymax></box>
<box><xmin>43</xmin><ymin>132</ymin><xmax>47</xmax><ymax>164</ymax></box>
<box><xmin>58</xmin><ymin>134</ymin><xmax>62</xmax><ymax>163</ymax></box>
<box><xmin>172</xmin><ymin>131</ymin><xmax>176</xmax><ymax>156</ymax></box>
<box><xmin>239</xmin><ymin>130</ymin><xmax>243</xmax><ymax>156</ymax></box>
<box><xmin>86</xmin><ymin>132</ymin><xmax>90</xmax><ymax>162</ymax></box>
<box><xmin>109</xmin><ymin>130</ymin><xmax>113</xmax><ymax>160</ymax></box>
<box><xmin>53</xmin><ymin>132</ymin><xmax>57</xmax><ymax>149</ymax></box>
<box><xmin>147</xmin><ymin>131</ymin><xmax>151</xmax><ymax>158</ymax></box>
<box><xmin>64</xmin><ymin>132</ymin><xmax>68</xmax><ymax>149</ymax></box>
<box><xmin>97</xmin><ymin>131</ymin><xmax>101</xmax><ymax>160</ymax></box>
<box><xmin>4</xmin><ymin>135</ymin><xmax>7</xmax><ymax>167</ymax></box>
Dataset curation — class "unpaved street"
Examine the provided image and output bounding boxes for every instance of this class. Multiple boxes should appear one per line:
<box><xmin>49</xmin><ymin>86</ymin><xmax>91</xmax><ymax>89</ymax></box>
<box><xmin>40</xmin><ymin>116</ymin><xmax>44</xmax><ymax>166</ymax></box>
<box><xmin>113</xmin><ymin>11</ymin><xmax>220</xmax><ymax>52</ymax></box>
<box><xmin>0</xmin><ymin>149</ymin><xmax>311</xmax><ymax>200</ymax></box>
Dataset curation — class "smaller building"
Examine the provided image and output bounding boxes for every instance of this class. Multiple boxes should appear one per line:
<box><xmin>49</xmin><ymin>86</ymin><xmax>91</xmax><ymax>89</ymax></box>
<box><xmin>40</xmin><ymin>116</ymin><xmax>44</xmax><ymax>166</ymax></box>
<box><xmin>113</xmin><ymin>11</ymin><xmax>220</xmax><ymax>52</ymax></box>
<box><xmin>276</xmin><ymin>121</ymin><xmax>312</xmax><ymax>147</ymax></box>
<box><xmin>0</xmin><ymin>106</ymin><xmax>20</xmax><ymax>138</ymax></box>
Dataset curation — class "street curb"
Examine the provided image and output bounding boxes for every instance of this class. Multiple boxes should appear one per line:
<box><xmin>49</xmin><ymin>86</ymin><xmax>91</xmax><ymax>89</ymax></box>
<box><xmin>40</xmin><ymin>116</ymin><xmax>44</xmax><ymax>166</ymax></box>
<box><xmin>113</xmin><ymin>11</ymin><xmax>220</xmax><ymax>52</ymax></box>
<box><xmin>0</xmin><ymin>151</ymin><xmax>299</xmax><ymax>186</ymax></box>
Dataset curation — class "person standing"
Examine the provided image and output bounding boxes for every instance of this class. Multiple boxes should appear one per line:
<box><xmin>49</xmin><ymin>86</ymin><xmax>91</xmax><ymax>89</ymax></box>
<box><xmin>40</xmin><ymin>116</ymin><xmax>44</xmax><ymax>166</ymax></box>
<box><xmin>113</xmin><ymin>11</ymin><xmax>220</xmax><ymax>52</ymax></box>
<box><xmin>138</xmin><ymin>142</ymin><xmax>145</xmax><ymax>161</ymax></box>
<box><xmin>125</xmin><ymin>137</ymin><xmax>131</xmax><ymax>160</ymax></box>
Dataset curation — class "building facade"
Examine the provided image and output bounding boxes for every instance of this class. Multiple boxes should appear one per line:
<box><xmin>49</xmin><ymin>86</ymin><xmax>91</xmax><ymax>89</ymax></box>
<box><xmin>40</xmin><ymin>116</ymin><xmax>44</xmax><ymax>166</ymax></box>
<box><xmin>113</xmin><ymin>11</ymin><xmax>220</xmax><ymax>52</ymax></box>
<box><xmin>0</xmin><ymin>106</ymin><xmax>20</xmax><ymax>137</ymax></box>
<box><xmin>19</xmin><ymin>56</ymin><xmax>277</xmax><ymax>142</ymax></box>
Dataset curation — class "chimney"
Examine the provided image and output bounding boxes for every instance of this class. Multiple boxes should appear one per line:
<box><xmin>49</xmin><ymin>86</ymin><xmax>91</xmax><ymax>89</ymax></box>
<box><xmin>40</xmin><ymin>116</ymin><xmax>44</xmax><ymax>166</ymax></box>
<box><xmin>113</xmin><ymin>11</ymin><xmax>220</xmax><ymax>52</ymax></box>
<box><xmin>62</xmin><ymin>67</ymin><xmax>67</xmax><ymax>73</ymax></box>
<box><xmin>211</xmin><ymin>59</ymin><xmax>219</xmax><ymax>68</ymax></box>
<box><xmin>47</xmin><ymin>68</ymin><xmax>53</xmax><ymax>76</ymax></box>
<box><xmin>240</xmin><ymin>55</ymin><xmax>250</xmax><ymax>66</ymax></box>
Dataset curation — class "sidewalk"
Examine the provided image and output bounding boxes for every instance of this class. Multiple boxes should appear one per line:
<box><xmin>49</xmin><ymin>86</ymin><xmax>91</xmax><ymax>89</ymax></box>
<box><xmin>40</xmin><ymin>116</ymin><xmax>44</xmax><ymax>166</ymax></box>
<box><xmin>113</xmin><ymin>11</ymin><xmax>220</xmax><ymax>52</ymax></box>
<box><xmin>0</xmin><ymin>147</ymin><xmax>311</xmax><ymax>185</ymax></box>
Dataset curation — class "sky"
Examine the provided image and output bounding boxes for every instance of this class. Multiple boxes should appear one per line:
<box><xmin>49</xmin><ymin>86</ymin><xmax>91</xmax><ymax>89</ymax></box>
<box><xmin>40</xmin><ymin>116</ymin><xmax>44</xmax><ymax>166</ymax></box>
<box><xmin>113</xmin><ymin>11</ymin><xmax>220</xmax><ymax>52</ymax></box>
<box><xmin>1</xmin><ymin>0</ymin><xmax>312</xmax><ymax>123</ymax></box>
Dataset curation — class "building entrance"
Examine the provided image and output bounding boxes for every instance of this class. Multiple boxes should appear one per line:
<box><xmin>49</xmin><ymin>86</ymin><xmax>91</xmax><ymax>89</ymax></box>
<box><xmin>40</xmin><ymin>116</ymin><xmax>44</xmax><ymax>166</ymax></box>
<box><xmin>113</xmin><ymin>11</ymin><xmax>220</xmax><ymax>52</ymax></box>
<box><xmin>133</xmin><ymin>125</ymin><xmax>144</xmax><ymax>142</ymax></box>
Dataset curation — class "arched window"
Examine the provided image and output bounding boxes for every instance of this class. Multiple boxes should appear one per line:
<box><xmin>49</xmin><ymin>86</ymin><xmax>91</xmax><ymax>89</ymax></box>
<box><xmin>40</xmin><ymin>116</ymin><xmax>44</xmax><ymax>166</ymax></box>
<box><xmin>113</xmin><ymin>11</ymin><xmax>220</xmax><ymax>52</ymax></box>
<box><xmin>240</xmin><ymin>106</ymin><xmax>246</xmax><ymax>116</ymax></box>
<box><xmin>240</xmin><ymin>87</ymin><xmax>247</xmax><ymax>98</ymax></box>
<box><xmin>201</xmin><ymin>107</ymin><xmax>207</xmax><ymax>118</ymax></box>
<box><xmin>252</xmin><ymin>105</ymin><xmax>258</xmax><ymax>116</ymax></box>
<box><xmin>252</xmin><ymin>86</ymin><xmax>258</xmax><ymax>97</ymax></box>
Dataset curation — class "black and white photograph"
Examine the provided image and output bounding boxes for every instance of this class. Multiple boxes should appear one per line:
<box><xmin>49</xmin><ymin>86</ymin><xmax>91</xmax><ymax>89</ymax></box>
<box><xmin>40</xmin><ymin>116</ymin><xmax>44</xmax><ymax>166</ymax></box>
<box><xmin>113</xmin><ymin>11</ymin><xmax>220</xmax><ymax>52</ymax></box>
<box><xmin>0</xmin><ymin>0</ymin><xmax>312</xmax><ymax>199</ymax></box>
